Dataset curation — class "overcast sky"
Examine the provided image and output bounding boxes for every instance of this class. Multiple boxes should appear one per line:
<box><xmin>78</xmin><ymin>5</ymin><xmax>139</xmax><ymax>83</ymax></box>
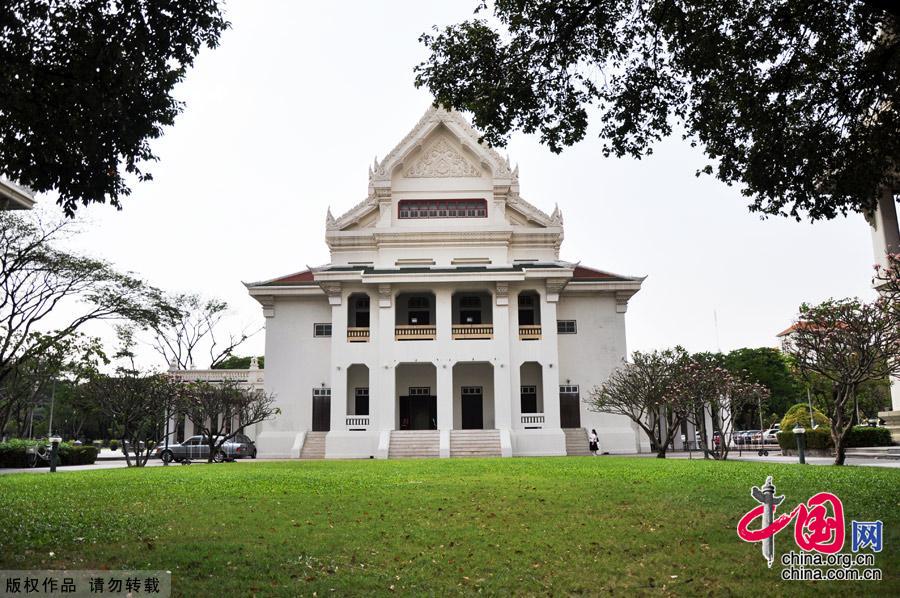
<box><xmin>50</xmin><ymin>0</ymin><xmax>878</xmax><ymax>369</ymax></box>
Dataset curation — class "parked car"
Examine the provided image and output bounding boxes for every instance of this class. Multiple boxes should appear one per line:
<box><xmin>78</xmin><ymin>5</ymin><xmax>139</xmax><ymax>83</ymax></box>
<box><xmin>742</xmin><ymin>430</ymin><xmax>761</xmax><ymax>445</ymax></box>
<box><xmin>762</xmin><ymin>428</ymin><xmax>780</xmax><ymax>444</ymax></box>
<box><xmin>155</xmin><ymin>435</ymin><xmax>247</xmax><ymax>463</ymax></box>
<box><xmin>733</xmin><ymin>430</ymin><xmax>746</xmax><ymax>445</ymax></box>
<box><xmin>231</xmin><ymin>433</ymin><xmax>257</xmax><ymax>459</ymax></box>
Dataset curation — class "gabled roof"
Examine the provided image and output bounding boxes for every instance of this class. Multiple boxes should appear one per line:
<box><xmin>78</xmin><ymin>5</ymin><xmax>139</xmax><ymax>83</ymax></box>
<box><xmin>327</xmin><ymin>106</ymin><xmax>559</xmax><ymax>232</ymax></box>
<box><xmin>0</xmin><ymin>179</ymin><xmax>35</xmax><ymax>210</ymax></box>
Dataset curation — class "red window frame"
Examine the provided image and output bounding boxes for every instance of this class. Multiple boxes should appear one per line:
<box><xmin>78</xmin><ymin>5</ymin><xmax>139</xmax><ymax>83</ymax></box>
<box><xmin>397</xmin><ymin>199</ymin><xmax>487</xmax><ymax>219</ymax></box>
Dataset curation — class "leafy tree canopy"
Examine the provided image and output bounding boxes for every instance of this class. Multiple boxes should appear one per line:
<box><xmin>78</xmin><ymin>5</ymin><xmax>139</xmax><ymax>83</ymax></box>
<box><xmin>212</xmin><ymin>355</ymin><xmax>264</xmax><ymax>370</ymax></box>
<box><xmin>416</xmin><ymin>1</ymin><xmax>900</xmax><ymax>221</ymax></box>
<box><xmin>0</xmin><ymin>0</ymin><xmax>229</xmax><ymax>216</ymax></box>
<box><xmin>724</xmin><ymin>347</ymin><xmax>804</xmax><ymax>418</ymax></box>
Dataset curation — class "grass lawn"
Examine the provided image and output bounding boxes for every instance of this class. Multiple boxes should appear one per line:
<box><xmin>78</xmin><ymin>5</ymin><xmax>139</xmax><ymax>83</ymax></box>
<box><xmin>0</xmin><ymin>457</ymin><xmax>897</xmax><ymax>596</ymax></box>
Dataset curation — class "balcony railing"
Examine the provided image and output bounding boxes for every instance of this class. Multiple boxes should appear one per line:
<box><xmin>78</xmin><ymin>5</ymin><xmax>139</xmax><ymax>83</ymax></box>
<box><xmin>395</xmin><ymin>325</ymin><xmax>436</xmax><ymax>341</ymax></box>
<box><xmin>518</xmin><ymin>325</ymin><xmax>542</xmax><ymax>340</ymax></box>
<box><xmin>347</xmin><ymin>327</ymin><xmax>370</xmax><ymax>342</ymax></box>
<box><xmin>521</xmin><ymin>413</ymin><xmax>545</xmax><ymax>426</ymax></box>
<box><xmin>346</xmin><ymin>415</ymin><xmax>370</xmax><ymax>429</ymax></box>
<box><xmin>452</xmin><ymin>324</ymin><xmax>493</xmax><ymax>339</ymax></box>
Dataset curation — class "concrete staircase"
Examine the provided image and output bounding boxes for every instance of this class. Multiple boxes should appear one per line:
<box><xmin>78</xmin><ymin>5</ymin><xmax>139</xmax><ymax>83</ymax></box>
<box><xmin>388</xmin><ymin>430</ymin><xmax>440</xmax><ymax>458</ymax></box>
<box><xmin>299</xmin><ymin>431</ymin><xmax>327</xmax><ymax>459</ymax></box>
<box><xmin>564</xmin><ymin>428</ymin><xmax>591</xmax><ymax>456</ymax></box>
<box><xmin>450</xmin><ymin>430</ymin><xmax>501</xmax><ymax>457</ymax></box>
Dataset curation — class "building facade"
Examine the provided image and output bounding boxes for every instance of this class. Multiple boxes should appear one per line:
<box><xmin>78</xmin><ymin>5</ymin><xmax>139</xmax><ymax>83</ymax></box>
<box><xmin>247</xmin><ymin>107</ymin><xmax>646</xmax><ymax>459</ymax></box>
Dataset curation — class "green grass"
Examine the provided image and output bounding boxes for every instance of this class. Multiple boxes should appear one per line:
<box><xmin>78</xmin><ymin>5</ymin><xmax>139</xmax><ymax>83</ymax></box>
<box><xmin>0</xmin><ymin>458</ymin><xmax>897</xmax><ymax>596</ymax></box>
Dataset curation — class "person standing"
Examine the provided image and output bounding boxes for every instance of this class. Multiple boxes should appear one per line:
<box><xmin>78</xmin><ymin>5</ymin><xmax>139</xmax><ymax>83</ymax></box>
<box><xmin>588</xmin><ymin>429</ymin><xmax>599</xmax><ymax>456</ymax></box>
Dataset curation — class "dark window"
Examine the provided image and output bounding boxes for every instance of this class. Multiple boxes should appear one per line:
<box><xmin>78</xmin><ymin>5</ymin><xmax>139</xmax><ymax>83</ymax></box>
<box><xmin>398</xmin><ymin>199</ymin><xmax>487</xmax><ymax>219</ymax></box>
<box><xmin>355</xmin><ymin>388</ymin><xmax>369</xmax><ymax>416</ymax></box>
<box><xmin>521</xmin><ymin>385</ymin><xmax>538</xmax><ymax>413</ymax></box>
<box><xmin>557</xmin><ymin>320</ymin><xmax>577</xmax><ymax>334</ymax></box>
<box><xmin>460</xmin><ymin>296</ymin><xmax>481</xmax><ymax>308</ymax></box>
<box><xmin>408</xmin><ymin>387</ymin><xmax>431</xmax><ymax>396</ymax></box>
<box><xmin>408</xmin><ymin>297</ymin><xmax>429</xmax><ymax>309</ymax></box>
<box><xmin>314</xmin><ymin>323</ymin><xmax>332</xmax><ymax>337</ymax></box>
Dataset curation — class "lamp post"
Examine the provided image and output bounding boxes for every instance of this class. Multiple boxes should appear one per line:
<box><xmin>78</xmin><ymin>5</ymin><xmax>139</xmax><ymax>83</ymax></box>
<box><xmin>793</xmin><ymin>424</ymin><xmax>806</xmax><ymax>465</ymax></box>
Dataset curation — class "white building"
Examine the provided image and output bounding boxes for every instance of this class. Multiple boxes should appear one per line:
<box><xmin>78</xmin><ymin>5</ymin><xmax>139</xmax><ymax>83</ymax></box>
<box><xmin>0</xmin><ymin>179</ymin><xmax>35</xmax><ymax>210</ymax></box>
<box><xmin>247</xmin><ymin>107</ymin><xmax>646</xmax><ymax>459</ymax></box>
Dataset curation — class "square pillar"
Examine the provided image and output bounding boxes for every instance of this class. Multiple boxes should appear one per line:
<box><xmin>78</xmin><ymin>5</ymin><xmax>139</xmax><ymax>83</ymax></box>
<box><xmin>435</xmin><ymin>286</ymin><xmax>452</xmax><ymax>343</ymax></box>
<box><xmin>437</xmin><ymin>361</ymin><xmax>453</xmax><ymax>430</ymax></box>
<box><xmin>540</xmin><ymin>289</ymin><xmax>562</xmax><ymax>429</ymax></box>
<box><xmin>492</xmin><ymin>283</ymin><xmax>512</xmax><ymax>430</ymax></box>
<box><xmin>377</xmin><ymin>284</ymin><xmax>395</xmax><ymax>430</ymax></box>
<box><xmin>327</xmin><ymin>285</ymin><xmax>347</xmax><ymax>431</ymax></box>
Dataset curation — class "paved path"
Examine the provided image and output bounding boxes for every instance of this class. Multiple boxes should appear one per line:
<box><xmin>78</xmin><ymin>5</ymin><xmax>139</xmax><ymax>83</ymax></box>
<box><xmin>623</xmin><ymin>451</ymin><xmax>900</xmax><ymax>469</ymax></box>
<box><xmin>2</xmin><ymin>452</ymin><xmax>898</xmax><ymax>475</ymax></box>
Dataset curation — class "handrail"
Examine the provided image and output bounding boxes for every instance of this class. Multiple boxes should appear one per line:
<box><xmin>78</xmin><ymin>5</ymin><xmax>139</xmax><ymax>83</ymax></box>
<box><xmin>452</xmin><ymin>324</ymin><xmax>493</xmax><ymax>339</ymax></box>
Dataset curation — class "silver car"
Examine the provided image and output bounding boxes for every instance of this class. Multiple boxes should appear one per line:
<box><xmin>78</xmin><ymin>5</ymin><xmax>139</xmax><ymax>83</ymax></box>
<box><xmin>156</xmin><ymin>435</ymin><xmax>243</xmax><ymax>463</ymax></box>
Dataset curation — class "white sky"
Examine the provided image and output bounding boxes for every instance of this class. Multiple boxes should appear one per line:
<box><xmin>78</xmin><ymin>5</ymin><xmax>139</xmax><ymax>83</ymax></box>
<box><xmin>50</xmin><ymin>0</ymin><xmax>877</xmax><ymax>369</ymax></box>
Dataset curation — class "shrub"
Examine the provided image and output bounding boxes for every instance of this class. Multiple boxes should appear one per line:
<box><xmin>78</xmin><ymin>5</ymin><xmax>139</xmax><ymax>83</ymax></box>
<box><xmin>780</xmin><ymin>403</ymin><xmax>830</xmax><ymax>430</ymax></box>
<box><xmin>109</xmin><ymin>439</ymin><xmax>119</xmax><ymax>451</ymax></box>
<box><xmin>845</xmin><ymin>426</ymin><xmax>894</xmax><ymax>448</ymax></box>
<box><xmin>777</xmin><ymin>427</ymin><xmax>832</xmax><ymax>451</ymax></box>
<box><xmin>0</xmin><ymin>439</ymin><xmax>98</xmax><ymax>467</ymax></box>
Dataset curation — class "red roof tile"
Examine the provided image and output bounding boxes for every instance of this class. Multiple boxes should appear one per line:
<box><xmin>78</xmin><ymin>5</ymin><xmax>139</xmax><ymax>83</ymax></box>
<box><xmin>571</xmin><ymin>265</ymin><xmax>618</xmax><ymax>280</ymax></box>
<box><xmin>263</xmin><ymin>270</ymin><xmax>315</xmax><ymax>285</ymax></box>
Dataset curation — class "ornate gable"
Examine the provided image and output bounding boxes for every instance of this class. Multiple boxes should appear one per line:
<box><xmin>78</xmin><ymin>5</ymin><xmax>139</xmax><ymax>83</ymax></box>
<box><xmin>406</xmin><ymin>136</ymin><xmax>480</xmax><ymax>178</ymax></box>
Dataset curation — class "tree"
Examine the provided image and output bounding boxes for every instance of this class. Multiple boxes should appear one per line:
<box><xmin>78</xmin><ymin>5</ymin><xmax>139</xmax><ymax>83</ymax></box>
<box><xmin>668</xmin><ymin>356</ymin><xmax>770</xmax><ymax>460</ymax></box>
<box><xmin>588</xmin><ymin>347</ymin><xmax>688</xmax><ymax>458</ymax></box>
<box><xmin>416</xmin><ymin>1</ymin><xmax>900</xmax><ymax>221</ymax></box>
<box><xmin>783</xmin><ymin>298</ymin><xmax>900</xmax><ymax>465</ymax></box>
<box><xmin>151</xmin><ymin>293</ymin><xmax>258</xmax><ymax>370</ymax></box>
<box><xmin>723</xmin><ymin>347</ymin><xmax>804</xmax><ymax>428</ymax></box>
<box><xmin>0</xmin><ymin>332</ymin><xmax>105</xmax><ymax>439</ymax></box>
<box><xmin>83</xmin><ymin>371</ymin><xmax>178</xmax><ymax>467</ymax></box>
<box><xmin>0</xmin><ymin>212</ymin><xmax>173</xmax><ymax>396</ymax></box>
<box><xmin>212</xmin><ymin>355</ymin><xmax>264</xmax><ymax>370</ymax></box>
<box><xmin>176</xmin><ymin>380</ymin><xmax>278</xmax><ymax>463</ymax></box>
<box><xmin>0</xmin><ymin>0</ymin><xmax>229</xmax><ymax>216</ymax></box>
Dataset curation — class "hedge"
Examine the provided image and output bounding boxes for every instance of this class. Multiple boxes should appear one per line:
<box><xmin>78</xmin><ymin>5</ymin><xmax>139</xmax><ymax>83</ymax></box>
<box><xmin>777</xmin><ymin>426</ymin><xmax>894</xmax><ymax>452</ymax></box>
<box><xmin>777</xmin><ymin>427</ymin><xmax>832</xmax><ymax>451</ymax></box>
<box><xmin>0</xmin><ymin>439</ymin><xmax>98</xmax><ymax>468</ymax></box>
<box><xmin>780</xmin><ymin>403</ymin><xmax>830</xmax><ymax>430</ymax></box>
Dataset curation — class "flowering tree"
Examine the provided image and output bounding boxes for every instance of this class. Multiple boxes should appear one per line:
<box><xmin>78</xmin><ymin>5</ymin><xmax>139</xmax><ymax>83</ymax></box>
<box><xmin>784</xmin><ymin>298</ymin><xmax>900</xmax><ymax>465</ymax></box>
<box><xmin>588</xmin><ymin>348</ymin><xmax>688</xmax><ymax>458</ymax></box>
<box><xmin>176</xmin><ymin>381</ymin><xmax>278</xmax><ymax>463</ymax></box>
<box><xmin>668</xmin><ymin>357</ymin><xmax>770</xmax><ymax>460</ymax></box>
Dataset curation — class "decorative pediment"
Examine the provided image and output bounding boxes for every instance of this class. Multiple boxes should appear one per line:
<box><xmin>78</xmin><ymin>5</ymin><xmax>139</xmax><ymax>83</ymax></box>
<box><xmin>406</xmin><ymin>136</ymin><xmax>480</xmax><ymax>178</ymax></box>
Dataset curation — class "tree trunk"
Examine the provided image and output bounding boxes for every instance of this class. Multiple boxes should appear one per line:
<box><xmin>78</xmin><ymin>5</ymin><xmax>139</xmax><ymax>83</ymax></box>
<box><xmin>122</xmin><ymin>438</ymin><xmax>133</xmax><ymax>467</ymax></box>
<box><xmin>656</xmin><ymin>449</ymin><xmax>667</xmax><ymax>458</ymax></box>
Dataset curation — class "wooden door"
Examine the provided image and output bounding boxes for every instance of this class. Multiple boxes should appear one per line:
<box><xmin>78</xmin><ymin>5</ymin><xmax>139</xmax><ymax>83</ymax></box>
<box><xmin>560</xmin><ymin>391</ymin><xmax>581</xmax><ymax>428</ymax></box>
<box><xmin>312</xmin><ymin>395</ymin><xmax>331</xmax><ymax>431</ymax></box>
<box><xmin>461</xmin><ymin>392</ymin><xmax>484</xmax><ymax>429</ymax></box>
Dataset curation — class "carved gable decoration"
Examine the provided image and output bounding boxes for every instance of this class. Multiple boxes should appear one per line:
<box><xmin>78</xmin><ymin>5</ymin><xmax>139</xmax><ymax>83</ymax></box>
<box><xmin>406</xmin><ymin>136</ymin><xmax>480</xmax><ymax>178</ymax></box>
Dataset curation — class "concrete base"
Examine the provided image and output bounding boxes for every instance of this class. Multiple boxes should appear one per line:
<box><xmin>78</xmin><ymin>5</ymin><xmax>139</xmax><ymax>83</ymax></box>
<box><xmin>257</xmin><ymin>431</ymin><xmax>305</xmax><ymax>459</ymax></box>
<box><xmin>439</xmin><ymin>429</ymin><xmax>450</xmax><ymax>458</ymax></box>
<box><xmin>376</xmin><ymin>430</ymin><xmax>391</xmax><ymax>459</ymax></box>
<box><xmin>499</xmin><ymin>428</ymin><xmax>512</xmax><ymax>457</ymax></box>
<box><xmin>511</xmin><ymin>428</ymin><xmax>566</xmax><ymax>456</ymax></box>
<box><xmin>324</xmin><ymin>430</ymin><xmax>380</xmax><ymax>459</ymax></box>
<box><xmin>879</xmin><ymin>410</ymin><xmax>900</xmax><ymax>444</ymax></box>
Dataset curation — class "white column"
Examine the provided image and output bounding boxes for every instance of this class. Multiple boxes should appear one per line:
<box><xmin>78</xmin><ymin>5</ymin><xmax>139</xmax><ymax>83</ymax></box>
<box><xmin>869</xmin><ymin>189</ymin><xmax>900</xmax><ymax>411</ymax></box>
<box><xmin>377</xmin><ymin>284</ymin><xmax>396</xmax><ymax>430</ymax></box>
<box><xmin>328</xmin><ymin>285</ymin><xmax>347</xmax><ymax>432</ymax></box>
<box><xmin>435</xmin><ymin>286</ymin><xmax>452</xmax><ymax>343</ymax></box>
<box><xmin>437</xmin><ymin>361</ymin><xmax>453</xmax><ymax>429</ymax></box>
<box><xmin>540</xmin><ymin>287</ymin><xmax>562</xmax><ymax>429</ymax></box>
<box><xmin>492</xmin><ymin>283</ymin><xmax>512</xmax><ymax>430</ymax></box>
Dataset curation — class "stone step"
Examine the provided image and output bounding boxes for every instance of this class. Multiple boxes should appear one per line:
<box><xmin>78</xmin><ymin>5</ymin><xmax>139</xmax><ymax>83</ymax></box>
<box><xmin>389</xmin><ymin>431</ymin><xmax>439</xmax><ymax>458</ymax></box>
<box><xmin>563</xmin><ymin>428</ymin><xmax>591</xmax><ymax>456</ymax></box>
<box><xmin>299</xmin><ymin>432</ymin><xmax>327</xmax><ymax>459</ymax></box>
<box><xmin>450</xmin><ymin>430</ymin><xmax>501</xmax><ymax>457</ymax></box>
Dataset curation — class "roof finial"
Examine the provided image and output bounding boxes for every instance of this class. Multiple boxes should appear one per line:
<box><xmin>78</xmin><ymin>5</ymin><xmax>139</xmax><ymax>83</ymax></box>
<box><xmin>551</xmin><ymin>203</ymin><xmax>563</xmax><ymax>225</ymax></box>
<box><xmin>326</xmin><ymin>207</ymin><xmax>336</xmax><ymax>229</ymax></box>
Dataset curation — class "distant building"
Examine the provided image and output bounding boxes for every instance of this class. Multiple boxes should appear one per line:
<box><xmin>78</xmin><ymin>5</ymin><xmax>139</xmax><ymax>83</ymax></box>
<box><xmin>0</xmin><ymin>179</ymin><xmax>35</xmax><ymax>210</ymax></box>
<box><xmin>246</xmin><ymin>107</ymin><xmax>648</xmax><ymax>459</ymax></box>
